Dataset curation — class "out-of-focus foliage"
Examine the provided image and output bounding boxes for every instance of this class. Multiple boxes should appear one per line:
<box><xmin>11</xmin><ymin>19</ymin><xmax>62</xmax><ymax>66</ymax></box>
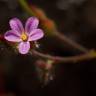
<box><xmin>0</xmin><ymin>0</ymin><xmax>18</xmax><ymax>10</ymax></box>
<box><xmin>56</xmin><ymin>0</ymin><xmax>86</xmax><ymax>10</ymax></box>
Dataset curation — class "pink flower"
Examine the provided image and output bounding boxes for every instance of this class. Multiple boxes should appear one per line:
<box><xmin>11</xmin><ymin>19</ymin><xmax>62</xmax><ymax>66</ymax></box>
<box><xmin>4</xmin><ymin>17</ymin><xmax>44</xmax><ymax>54</ymax></box>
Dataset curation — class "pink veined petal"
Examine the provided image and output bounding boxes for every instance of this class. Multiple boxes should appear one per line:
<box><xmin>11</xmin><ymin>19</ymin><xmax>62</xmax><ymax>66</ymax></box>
<box><xmin>18</xmin><ymin>41</ymin><xmax>30</xmax><ymax>54</ymax></box>
<box><xmin>28</xmin><ymin>29</ymin><xmax>44</xmax><ymax>41</ymax></box>
<box><xmin>25</xmin><ymin>17</ymin><xmax>39</xmax><ymax>34</ymax></box>
<box><xmin>9</xmin><ymin>18</ymin><xmax>24</xmax><ymax>35</ymax></box>
<box><xmin>4</xmin><ymin>30</ymin><xmax>22</xmax><ymax>42</ymax></box>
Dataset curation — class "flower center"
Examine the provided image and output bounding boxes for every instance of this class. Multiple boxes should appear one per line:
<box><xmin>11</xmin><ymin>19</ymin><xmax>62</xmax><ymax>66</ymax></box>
<box><xmin>21</xmin><ymin>33</ymin><xmax>28</xmax><ymax>41</ymax></box>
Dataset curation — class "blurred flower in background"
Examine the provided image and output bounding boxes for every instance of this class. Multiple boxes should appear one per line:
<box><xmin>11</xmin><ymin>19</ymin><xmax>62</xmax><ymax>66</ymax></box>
<box><xmin>35</xmin><ymin>59</ymin><xmax>55</xmax><ymax>85</ymax></box>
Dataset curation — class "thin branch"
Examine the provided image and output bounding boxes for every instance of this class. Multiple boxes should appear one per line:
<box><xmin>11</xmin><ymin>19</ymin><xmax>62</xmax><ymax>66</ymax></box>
<box><xmin>31</xmin><ymin>50</ymin><xmax>96</xmax><ymax>63</ymax></box>
<box><xmin>54</xmin><ymin>30</ymin><xmax>89</xmax><ymax>53</ymax></box>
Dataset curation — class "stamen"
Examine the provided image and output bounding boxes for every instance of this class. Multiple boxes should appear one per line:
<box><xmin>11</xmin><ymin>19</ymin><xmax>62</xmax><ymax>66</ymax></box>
<box><xmin>21</xmin><ymin>33</ymin><xmax>28</xmax><ymax>41</ymax></box>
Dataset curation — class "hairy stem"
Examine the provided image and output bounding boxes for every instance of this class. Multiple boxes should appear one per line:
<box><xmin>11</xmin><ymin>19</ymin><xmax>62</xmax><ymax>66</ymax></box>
<box><xmin>54</xmin><ymin>30</ymin><xmax>89</xmax><ymax>53</ymax></box>
<box><xmin>31</xmin><ymin>50</ymin><xmax>96</xmax><ymax>63</ymax></box>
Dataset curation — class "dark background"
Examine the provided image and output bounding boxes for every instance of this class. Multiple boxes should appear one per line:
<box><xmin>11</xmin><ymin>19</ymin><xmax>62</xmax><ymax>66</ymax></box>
<box><xmin>0</xmin><ymin>0</ymin><xmax>96</xmax><ymax>96</ymax></box>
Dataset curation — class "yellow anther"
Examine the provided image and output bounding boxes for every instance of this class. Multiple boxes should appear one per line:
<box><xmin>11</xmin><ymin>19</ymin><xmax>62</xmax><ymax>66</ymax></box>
<box><xmin>21</xmin><ymin>33</ymin><xmax>28</xmax><ymax>41</ymax></box>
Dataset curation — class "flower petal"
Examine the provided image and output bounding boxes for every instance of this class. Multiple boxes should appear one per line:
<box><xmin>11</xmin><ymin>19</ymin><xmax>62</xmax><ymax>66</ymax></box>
<box><xmin>18</xmin><ymin>42</ymin><xmax>30</xmax><ymax>54</ymax></box>
<box><xmin>28</xmin><ymin>29</ymin><xmax>44</xmax><ymax>41</ymax></box>
<box><xmin>25</xmin><ymin>17</ymin><xmax>39</xmax><ymax>33</ymax></box>
<box><xmin>9</xmin><ymin>18</ymin><xmax>24</xmax><ymax>35</ymax></box>
<box><xmin>4</xmin><ymin>30</ymin><xmax>22</xmax><ymax>42</ymax></box>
